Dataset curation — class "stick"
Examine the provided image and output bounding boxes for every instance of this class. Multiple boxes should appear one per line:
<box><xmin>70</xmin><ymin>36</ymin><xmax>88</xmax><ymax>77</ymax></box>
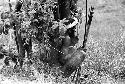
<box><xmin>73</xmin><ymin>4</ymin><xmax>94</xmax><ymax>84</ymax></box>
<box><xmin>82</xmin><ymin>6</ymin><xmax>94</xmax><ymax>50</ymax></box>
<box><xmin>82</xmin><ymin>0</ymin><xmax>87</xmax><ymax>49</ymax></box>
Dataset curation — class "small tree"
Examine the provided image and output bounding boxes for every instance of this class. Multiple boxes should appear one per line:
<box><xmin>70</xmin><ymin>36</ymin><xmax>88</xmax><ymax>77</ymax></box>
<box><xmin>1</xmin><ymin>0</ymin><xmax>58</xmax><ymax>67</ymax></box>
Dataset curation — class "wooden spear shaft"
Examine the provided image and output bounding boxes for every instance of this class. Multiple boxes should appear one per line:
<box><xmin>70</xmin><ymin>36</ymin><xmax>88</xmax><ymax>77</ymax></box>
<box><xmin>86</xmin><ymin>0</ymin><xmax>87</xmax><ymax>26</ymax></box>
<box><xmin>82</xmin><ymin>2</ymin><xmax>94</xmax><ymax>51</ymax></box>
<box><xmin>82</xmin><ymin>0</ymin><xmax>87</xmax><ymax>49</ymax></box>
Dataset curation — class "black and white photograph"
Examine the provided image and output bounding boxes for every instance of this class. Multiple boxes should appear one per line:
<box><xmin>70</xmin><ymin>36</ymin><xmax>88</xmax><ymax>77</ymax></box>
<box><xmin>0</xmin><ymin>0</ymin><xmax>125</xmax><ymax>84</ymax></box>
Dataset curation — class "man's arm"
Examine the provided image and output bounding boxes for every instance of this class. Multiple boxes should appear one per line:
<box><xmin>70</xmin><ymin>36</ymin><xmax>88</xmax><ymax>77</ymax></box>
<box><xmin>59</xmin><ymin>17</ymin><xmax>78</xmax><ymax>33</ymax></box>
<box><xmin>66</xmin><ymin>17</ymin><xmax>78</xmax><ymax>29</ymax></box>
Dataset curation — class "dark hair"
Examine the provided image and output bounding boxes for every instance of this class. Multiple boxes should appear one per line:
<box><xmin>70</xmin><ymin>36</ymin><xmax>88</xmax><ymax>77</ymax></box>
<box><xmin>58</xmin><ymin>0</ymin><xmax>78</xmax><ymax>19</ymax></box>
<box><xmin>15</xmin><ymin>1</ymin><xmax>23</xmax><ymax>12</ymax></box>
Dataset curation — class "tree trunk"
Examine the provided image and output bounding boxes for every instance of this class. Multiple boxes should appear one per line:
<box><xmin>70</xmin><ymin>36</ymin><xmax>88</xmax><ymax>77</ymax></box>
<box><xmin>17</xmin><ymin>35</ymin><xmax>25</xmax><ymax>67</ymax></box>
<box><xmin>15</xmin><ymin>29</ymin><xmax>33</xmax><ymax>67</ymax></box>
<box><xmin>14</xmin><ymin>24</ymin><xmax>25</xmax><ymax>67</ymax></box>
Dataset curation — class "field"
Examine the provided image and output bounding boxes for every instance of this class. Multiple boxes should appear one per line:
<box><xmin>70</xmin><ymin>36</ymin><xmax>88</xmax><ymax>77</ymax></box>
<box><xmin>0</xmin><ymin>0</ymin><xmax>125</xmax><ymax>84</ymax></box>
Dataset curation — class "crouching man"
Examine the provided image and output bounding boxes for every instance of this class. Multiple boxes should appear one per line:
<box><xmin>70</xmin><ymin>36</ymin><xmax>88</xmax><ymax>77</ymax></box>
<box><xmin>52</xmin><ymin>0</ymin><xmax>87</xmax><ymax>78</ymax></box>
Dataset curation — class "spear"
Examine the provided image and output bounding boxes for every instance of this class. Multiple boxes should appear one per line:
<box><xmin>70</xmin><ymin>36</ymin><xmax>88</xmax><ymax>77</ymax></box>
<box><xmin>85</xmin><ymin>0</ymin><xmax>87</xmax><ymax>31</ymax></box>
<box><xmin>72</xmin><ymin>1</ymin><xmax>94</xmax><ymax>83</ymax></box>
<box><xmin>82</xmin><ymin>5</ymin><xmax>94</xmax><ymax>51</ymax></box>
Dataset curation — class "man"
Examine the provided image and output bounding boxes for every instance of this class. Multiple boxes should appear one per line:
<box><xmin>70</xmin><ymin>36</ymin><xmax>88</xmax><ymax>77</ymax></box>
<box><xmin>58</xmin><ymin>0</ymin><xmax>79</xmax><ymax>47</ymax></box>
<box><xmin>55</xmin><ymin>0</ymin><xmax>86</xmax><ymax>78</ymax></box>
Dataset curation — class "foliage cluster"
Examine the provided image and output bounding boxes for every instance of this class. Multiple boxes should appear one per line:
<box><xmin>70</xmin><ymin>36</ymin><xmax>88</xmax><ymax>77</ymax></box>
<box><xmin>1</xmin><ymin>0</ymin><xmax>57</xmax><ymax>40</ymax></box>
